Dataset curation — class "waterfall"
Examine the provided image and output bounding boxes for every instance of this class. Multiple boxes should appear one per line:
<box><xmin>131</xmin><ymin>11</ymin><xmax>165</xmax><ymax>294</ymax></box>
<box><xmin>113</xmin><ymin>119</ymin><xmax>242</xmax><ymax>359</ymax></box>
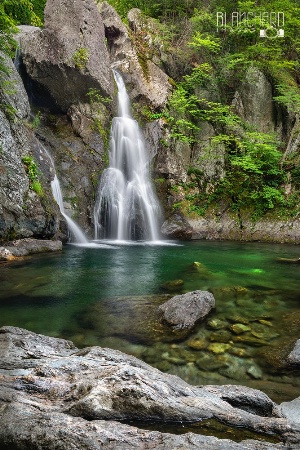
<box><xmin>43</xmin><ymin>146</ymin><xmax>88</xmax><ymax>244</ymax></box>
<box><xmin>51</xmin><ymin>175</ymin><xmax>88</xmax><ymax>244</ymax></box>
<box><xmin>94</xmin><ymin>71</ymin><xmax>161</xmax><ymax>241</ymax></box>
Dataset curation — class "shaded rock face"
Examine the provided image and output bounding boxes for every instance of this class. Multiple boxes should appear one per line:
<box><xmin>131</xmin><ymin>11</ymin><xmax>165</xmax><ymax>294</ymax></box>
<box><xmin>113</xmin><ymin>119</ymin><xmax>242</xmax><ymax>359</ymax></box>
<box><xmin>158</xmin><ymin>290</ymin><xmax>216</xmax><ymax>330</ymax></box>
<box><xmin>0</xmin><ymin>54</ymin><xmax>60</xmax><ymax>242</ymax></box>
<box><xmin>19</xmin><ymin>0</ymin><xmax>112</xmax><ymax>112</ymax></box>
<box><xmin>0</xmin><ymin>326</ymin><xmax>299</xmax><ymax>450</ymax></box>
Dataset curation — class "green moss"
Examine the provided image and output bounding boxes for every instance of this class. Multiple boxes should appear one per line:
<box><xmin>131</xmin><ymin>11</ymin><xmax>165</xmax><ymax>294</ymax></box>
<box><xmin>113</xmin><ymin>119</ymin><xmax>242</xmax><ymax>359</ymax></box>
<box><xmin>22</xmin><ymin>155</ymin><xmax>43</xmax><ymax>196</ymax></box>
<box><xmin>72</xmin><ymin>47</ymin><xmax>90</xmax><ymax>70</ymax></box>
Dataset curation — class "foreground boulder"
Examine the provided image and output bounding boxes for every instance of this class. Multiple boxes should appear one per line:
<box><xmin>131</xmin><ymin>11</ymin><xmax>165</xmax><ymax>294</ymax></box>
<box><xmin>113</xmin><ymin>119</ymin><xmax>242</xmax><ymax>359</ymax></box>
<box><xmin>0</xmin><ymin>326</ymin><xmax>299</xmax><ymax>449</ymax></box>
<box><xmin>158</xmin><ymin>290</ymin><xmax>215</xmax><ymax>330</ymax></box>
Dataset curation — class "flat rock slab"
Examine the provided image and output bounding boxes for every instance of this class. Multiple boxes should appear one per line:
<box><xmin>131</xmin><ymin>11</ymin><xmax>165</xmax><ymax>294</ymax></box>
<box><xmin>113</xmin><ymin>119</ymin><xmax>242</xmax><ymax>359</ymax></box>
<box><xmin>158</xmin><ymin>290</ymin><xmax>215</xmax><ymax>330</ymax></box>
<box><xmin>0</xmin><ymin>326</ymin><xmax>299</xmax><ymax>449</ymax></box>
<box><xmin>0</xmin><ymin>238</ymin><xmax>62</xmax><ymax>259</ymax></box>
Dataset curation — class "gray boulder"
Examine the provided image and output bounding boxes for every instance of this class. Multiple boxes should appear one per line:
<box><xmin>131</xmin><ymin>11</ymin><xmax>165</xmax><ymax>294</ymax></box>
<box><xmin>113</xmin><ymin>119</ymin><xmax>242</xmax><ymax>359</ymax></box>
<box><xmin>0</xmin><ymin>326</ymin><xmax>298</xmax><ymax>449</ymax></box>
<box><xmin>161</xmin><ymin>213</ymin><xmax>193</xmax><ymax>240</ymax></box>
<box><xmin>287</xmin><ymin>339</ymin><xmax>300</xmax><ymax>366</ymax></box>
<box><xmin>19</xmin><ymin>0</ymin><xmax>113</xmax><ymax>112</ymax></box>
<box><xmin>1</xmin><ymin>238</ymin><xmax>62</xmax><ymax>258</ymax></box>
<box><xmin>158</xmin><ymin>290</ymin><xmax>215</xmax><ymax>330</ymax></box>
<box><xmin>280</xmin><ymin>397</ymin><xmax>300</xmax><ymax>428</ymax></box>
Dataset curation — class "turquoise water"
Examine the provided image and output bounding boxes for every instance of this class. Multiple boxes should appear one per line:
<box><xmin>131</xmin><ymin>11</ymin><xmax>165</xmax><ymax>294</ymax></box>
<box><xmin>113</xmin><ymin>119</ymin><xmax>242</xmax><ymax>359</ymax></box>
<box><xmin>1</xmin><ymin>240</ymin><xmax>299</xmax><ymax>402</ymax></box>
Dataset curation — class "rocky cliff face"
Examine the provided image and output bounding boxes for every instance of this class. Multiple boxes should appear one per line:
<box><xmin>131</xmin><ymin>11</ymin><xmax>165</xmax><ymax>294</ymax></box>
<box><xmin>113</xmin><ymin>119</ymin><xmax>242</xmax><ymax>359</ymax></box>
<box><xmin>1</xmin><ymin>0</ymin><xmax>299</xmax><ymax>243</ymax></box>
<box><xmin>0</xmin><ymin>54</ymin><xmax>60</xmax><ymax>242</ymax></box>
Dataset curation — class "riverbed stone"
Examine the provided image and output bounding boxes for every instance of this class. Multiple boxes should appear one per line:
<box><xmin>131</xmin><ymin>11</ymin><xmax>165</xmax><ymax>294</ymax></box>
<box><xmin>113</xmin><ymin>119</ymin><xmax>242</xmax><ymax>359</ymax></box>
<box><xmin>287</xmin><ymin>339</ymin><xmax>300</xmax><ymax>366</ymax></box>
<box><xmin>158</xmin><ymin>290</ymin><xmax>215</xmax><ymax>330</ymax></box>
<box><xmin>1</xmin><ymin>326</ymin><xmax>298</xmax><ymax>449</ymax></box>
<box><xmin>230</xmin><ymin>323</ymin><xmax>252</xmax><ymax>334</ymax></box>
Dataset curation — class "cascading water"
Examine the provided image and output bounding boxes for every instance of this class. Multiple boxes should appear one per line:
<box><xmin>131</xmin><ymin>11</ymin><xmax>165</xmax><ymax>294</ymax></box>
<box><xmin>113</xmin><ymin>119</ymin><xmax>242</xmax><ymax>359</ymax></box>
<box><xmin>42</xmin><ymin>145</ymin><xmax>88</xmax><ymax>244</ymax></box>
<box><xmin>51</xmin><ymin>175</ymin><xmax>88</xmax><ymax>244</ymax></box>
<box><xmin>94</xmin><ymin>71</ymin><xmax>161</xmax><ymax>241</ymax></box>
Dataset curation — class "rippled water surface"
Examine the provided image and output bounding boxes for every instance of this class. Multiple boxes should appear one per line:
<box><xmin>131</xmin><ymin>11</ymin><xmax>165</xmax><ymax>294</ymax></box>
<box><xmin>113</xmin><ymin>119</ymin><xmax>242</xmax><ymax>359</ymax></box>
<box><xmin>1</xmin><ymin>240</ymin><xmax>299</xmax><ymax>403</ymax></box>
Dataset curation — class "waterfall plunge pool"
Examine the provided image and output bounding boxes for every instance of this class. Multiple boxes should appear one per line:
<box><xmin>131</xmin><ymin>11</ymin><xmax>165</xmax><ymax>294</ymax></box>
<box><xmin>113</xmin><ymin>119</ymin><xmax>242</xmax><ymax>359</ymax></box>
<box><xmin>0</xmin><ymin>239</ymin><xmax>299</xmax><ymax>407</ymax></box>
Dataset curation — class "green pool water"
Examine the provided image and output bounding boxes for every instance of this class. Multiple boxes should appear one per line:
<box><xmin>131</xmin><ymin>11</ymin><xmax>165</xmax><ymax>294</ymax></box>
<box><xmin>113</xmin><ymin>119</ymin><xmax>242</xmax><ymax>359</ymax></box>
<box><xmin>1</xmin><ymin>239</ymin><xmax>299</xmax><ymax>404</ymax></box>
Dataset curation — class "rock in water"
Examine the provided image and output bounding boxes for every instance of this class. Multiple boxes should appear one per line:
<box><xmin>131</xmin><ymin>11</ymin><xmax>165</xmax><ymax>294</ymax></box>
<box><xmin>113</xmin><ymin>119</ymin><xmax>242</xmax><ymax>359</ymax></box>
<box><xmin>158</xmin><ymin>290</ymin><xmax>215</xmax><ymax>330</ymax></box>
<box><xmin>287</xmin><ymin>339</ymin><xmax>300</xmax><ymax>366</ymax></box>
<box><xmin>161</xmin><ymin>213</ymin><xmax>193</xmax><ymax>240</ymax></box>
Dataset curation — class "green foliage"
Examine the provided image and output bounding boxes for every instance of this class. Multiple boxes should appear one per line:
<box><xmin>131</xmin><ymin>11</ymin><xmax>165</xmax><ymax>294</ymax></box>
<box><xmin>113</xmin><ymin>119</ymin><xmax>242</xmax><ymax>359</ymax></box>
<box><xmin>72</xmin><ymin>47</ymin><xmax>90</xmax><ymax>70</ymax></box>
<box><xmin>3</xmin><ymin>0</ymin><xmax>43</xmax><ymax>27</ymax></box>
<box><xmin>22</xmin><ymin>155</ymin><xmax>43</xmax><ymax>195</ymax></box>
<box><xmin>31</xmin><ymin>111</ymin><xmax>41</xmax><ymax>129</ymax></box>
<box><xmin>87</xmin><ymin>88</ymin><xmax>111</xmax><ymax>105</ymax></box>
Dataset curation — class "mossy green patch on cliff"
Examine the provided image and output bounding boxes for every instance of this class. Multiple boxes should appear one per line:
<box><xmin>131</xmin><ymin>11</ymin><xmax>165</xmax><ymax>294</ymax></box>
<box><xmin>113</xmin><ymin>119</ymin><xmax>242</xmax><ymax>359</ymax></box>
<box><xmin>22</xmin><ymin>155</ymin><xmax>43</xmax><ymax>196</ymax></box>
<box><xmin>72</xmin><ymin>47</ymin><xmax>90</xmax><ymax>70</ymax></box>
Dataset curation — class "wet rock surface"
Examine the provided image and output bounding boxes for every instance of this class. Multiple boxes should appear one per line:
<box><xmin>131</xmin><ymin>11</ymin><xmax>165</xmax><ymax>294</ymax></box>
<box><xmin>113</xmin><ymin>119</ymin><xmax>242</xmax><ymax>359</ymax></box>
<box><xmin>0</xmin><ymin>326</ymin><xmax>299</xmax><ymax>449</ymax></box>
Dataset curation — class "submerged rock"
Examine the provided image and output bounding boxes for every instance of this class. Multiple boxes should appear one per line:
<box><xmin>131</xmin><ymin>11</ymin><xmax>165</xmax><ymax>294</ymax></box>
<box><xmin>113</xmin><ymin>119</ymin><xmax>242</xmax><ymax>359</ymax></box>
<box><xmin>160</xmin><ymin>279</ymin><xmax>184</xmax><ymax>292</ymax></box>
<box><xmin>0</xmin><ymin>326</ymin><xmax>299</xmax><ymax>449</ymax></box>
<box><xmin>158</xmin><ymin>290</ymin><xmax>215</xmax><ymax>330</ymax></box>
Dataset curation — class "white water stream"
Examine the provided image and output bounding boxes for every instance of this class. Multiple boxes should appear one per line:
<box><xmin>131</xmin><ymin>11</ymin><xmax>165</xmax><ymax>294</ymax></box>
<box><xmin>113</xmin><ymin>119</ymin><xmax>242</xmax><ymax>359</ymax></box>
<box><xmin>42</xmin><ymin>145</ymin><xmax>88</xmax><ymax>244</ymax></box>
<box><xmin>94</xmin><ymin>71</ymin><xmax>161</xmax><ymax>241</ymax></box>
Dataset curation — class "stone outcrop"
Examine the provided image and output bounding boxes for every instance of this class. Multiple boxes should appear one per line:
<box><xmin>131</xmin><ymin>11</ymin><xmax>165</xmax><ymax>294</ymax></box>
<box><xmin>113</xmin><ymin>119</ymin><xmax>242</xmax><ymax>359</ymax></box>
<box><xmin>187</xmin><ymin>215</ymin><xmax>300</xmax><ymax>243</ymax></box>
<box><xmin>99</xmin><ymin>2</ymin><xmax>171</xmax><ymax>109</ymax></box>
<box><xmin>0</xmin><ymin>326</ymin><xmax>299</xmax><ymax>449</ymax></box>
<box><xmin>158</xmin><ymin>290</ymin><xmax>215</xmax><ymax>330</ymax></box>
<box><xmin>0</xmin><ymin>53</ymin><xmax>60</xmax><ymax>242</ymax></box>
<box><xmin>161</xmin><ymin>213</ymin><xmax>193</xmax><ymax>239</ymax></box>
<box><xmin>232</xmin><ymin>67</ymin><xmax>275</xmax><ymax>134</ymax></box>
<box><xmin>19</xmin><ymin>0</ymin><xmax>112</xmax><ymax>112</ymax></box>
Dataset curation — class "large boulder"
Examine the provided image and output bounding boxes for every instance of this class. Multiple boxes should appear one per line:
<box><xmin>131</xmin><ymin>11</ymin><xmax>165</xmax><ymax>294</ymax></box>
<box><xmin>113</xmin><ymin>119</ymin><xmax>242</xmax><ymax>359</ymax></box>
<box><xmin>0</xmin><ymin>326</ymin><xmax>298</xmax><ymax>449</ymax></box>
<box><xmin>161</xmin><ymin>213</ymin><xmax>193</xmax><ymax>240</ymax></box>
<box><xmin>99</xmin><ymin>2</ymin><xmax>171</xmax><ymax>109</ymax></box>
<box><xmin>19</xmin><ymin>0</ymin><xmax>113</xmax><ymax>112</ymax></box>
<box><xmin>158</xmin><ymin>290</ymin><xmax>215</xmax><ymax>330</ymax></box>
